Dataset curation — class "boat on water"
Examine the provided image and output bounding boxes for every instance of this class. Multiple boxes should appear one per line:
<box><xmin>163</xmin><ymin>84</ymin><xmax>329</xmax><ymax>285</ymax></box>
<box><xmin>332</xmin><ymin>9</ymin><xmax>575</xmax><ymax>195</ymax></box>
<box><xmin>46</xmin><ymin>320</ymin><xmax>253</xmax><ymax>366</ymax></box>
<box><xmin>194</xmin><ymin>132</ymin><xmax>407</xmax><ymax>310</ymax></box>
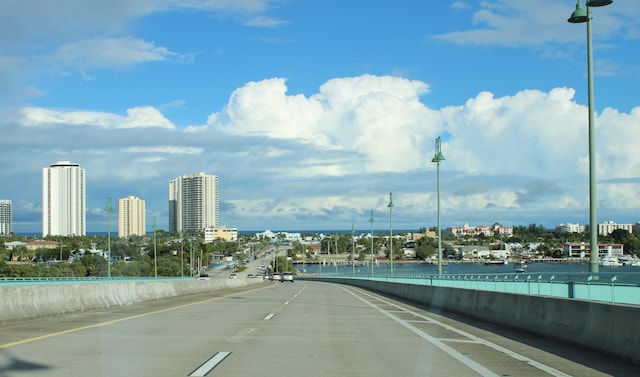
<box><xmin>514</xmin><ymin>261</ymin><xmax>527</xmax><ymax>273</ymax></box>
<box><xmin>618</xmin><ymin>255</ymin><xmax>640</xmax><ymax>266</ymax></box>
<box><xmin>600</xmin><ymin>256</ymin><xmax>624</xmax><ymax>267</ymax></box>
<box><xmin>484</xmin><ymin>259</ymin><xmax>507</xmax><ymax>265</ymax></box>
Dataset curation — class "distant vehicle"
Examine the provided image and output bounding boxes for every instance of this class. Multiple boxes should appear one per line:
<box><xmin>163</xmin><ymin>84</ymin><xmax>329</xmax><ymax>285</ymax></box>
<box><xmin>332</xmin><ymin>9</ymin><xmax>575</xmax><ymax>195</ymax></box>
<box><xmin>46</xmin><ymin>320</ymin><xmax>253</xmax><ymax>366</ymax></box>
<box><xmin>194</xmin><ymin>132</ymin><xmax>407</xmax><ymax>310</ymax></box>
<box><xmin>198</xmin><ymin>274</ymin><xmax>210</xmax><ymax>280</ymax></box>
<box><xmin>281</xmin><ymin>272</ymin><xmax>294</xmax><ymax>283</ymax></box>
<box><xmin>228</xmin><ymin>273</ymin><xmax>238</xmax><ymax>279</ymax></box>
<box><xmin>271</xmin><ymin>273</ymin><xmax>281</xmax><ymax>281</ymax></box>
<box><xmin>247</xmin><ymin>274</ymin><xmax>255</xmax><ymax>278</ymax></box>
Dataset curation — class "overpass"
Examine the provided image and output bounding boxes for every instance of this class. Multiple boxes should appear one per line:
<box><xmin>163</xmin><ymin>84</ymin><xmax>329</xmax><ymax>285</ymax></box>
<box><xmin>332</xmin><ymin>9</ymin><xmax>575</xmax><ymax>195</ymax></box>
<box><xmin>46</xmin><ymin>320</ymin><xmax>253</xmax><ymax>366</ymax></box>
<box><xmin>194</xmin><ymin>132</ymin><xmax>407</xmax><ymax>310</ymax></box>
<box><xmin>1</xmin><ymin>275</ymin><xmax>639</xmax><ymax>376</ymax></box>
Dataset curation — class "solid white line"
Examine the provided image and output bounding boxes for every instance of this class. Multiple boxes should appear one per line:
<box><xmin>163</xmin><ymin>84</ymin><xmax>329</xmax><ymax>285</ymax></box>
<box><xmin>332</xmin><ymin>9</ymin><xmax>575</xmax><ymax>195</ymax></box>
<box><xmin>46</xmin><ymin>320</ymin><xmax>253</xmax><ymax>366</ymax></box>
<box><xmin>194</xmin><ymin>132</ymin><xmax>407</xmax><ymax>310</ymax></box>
<box><xmin>189</xmin><ymin>352</ymin><xmax>231</xmax><ymax>376</ymax></box>
<box><xmin>356</xmin><ymin>299</ymin><xmax>500</xmax><ymax>376</ymax></box>
<box><xmin>349</xmin><ymin>288</ymin><xmax>572</xmax><ymax>377</ymax></box>
<box><xmin>263</xmin><ymin>313</ymin><xmax>276</xmax><ymax>320</ymax></box>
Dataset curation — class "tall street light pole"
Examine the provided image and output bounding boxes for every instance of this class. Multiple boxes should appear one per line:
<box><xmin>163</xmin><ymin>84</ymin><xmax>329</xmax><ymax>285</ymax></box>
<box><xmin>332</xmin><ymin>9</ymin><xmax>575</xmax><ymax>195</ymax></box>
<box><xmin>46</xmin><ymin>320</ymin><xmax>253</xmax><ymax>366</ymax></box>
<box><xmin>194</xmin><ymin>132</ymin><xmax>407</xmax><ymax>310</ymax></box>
<box><xmin>369</xmin><ymin>210</ymin><xmax>374</xmax><ymax>276</ymax></box>
<box><xmin>190</xmin><ymin>238</ymin><xmax>194</xmax><ymax>278</ymax></box>
<box><xmin>104</xmin><ymin>197</ymin><xmax>113</xmax><ymax>278</ymax></box>
<box><xmin>568</xmin><ymin>0</ymin><xmax>612</xmax><ymax>273</ymax></box>
<box><xmin>153</xmin><ymin>217</ymin><xmax>158</xmax><ymax>278</ymax></box>
<box><xmin>387</xmin><ymin>192</ymin><xmax>394</xmax><ymax>276</ymax></box>
<box><xmin>351</xmin><ymin>223</ymin><xmax>355</xmax><ymax>275</ymax></box>
<box><xmin>432</xmin><ymin>137</ymin><xmax>445</xmax><ymax>275</ymax></box>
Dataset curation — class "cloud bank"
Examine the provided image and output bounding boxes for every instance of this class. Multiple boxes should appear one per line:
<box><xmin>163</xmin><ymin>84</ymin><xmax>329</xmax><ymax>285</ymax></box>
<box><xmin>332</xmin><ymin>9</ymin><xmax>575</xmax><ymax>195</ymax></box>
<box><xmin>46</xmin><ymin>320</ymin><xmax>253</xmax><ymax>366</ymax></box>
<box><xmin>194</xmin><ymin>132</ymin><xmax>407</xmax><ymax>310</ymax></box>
<box><xmin>3</xmin><ymin>74</ymin><xmax>640</xmax><ymax>231</ymax></box>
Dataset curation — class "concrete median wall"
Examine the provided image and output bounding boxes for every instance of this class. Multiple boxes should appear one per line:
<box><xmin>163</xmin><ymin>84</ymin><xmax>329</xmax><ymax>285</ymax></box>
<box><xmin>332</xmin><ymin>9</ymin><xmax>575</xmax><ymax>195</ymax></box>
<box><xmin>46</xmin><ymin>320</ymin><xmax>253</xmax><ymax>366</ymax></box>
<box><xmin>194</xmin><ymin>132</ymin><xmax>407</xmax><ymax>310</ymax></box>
<box><xmin>326</xmin><ymin>278</ymin><xmax>640</xmax><ymax>365</ymax></box>
<box><xmin>0</xmin><ymin>278</ymin><xmax>265</xmax><ymax>323</ymax></box>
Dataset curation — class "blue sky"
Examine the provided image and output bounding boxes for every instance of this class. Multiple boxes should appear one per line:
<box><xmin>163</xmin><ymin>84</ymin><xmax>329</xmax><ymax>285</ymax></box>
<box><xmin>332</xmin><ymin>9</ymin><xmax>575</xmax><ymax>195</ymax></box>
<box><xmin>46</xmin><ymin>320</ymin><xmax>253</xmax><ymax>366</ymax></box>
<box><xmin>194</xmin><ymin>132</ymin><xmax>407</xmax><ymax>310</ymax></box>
<box><xmin>1</xmin><ymin>0</ymin><xmax>639</xmax><ymax>233</ymax></box>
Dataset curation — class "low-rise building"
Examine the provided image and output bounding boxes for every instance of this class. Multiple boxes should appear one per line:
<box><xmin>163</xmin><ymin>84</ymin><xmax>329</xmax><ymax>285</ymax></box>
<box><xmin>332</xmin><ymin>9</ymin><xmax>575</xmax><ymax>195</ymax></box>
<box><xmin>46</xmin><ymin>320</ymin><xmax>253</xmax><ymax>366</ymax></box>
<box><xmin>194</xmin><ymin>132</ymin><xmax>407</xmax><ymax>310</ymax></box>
<box><xmin>458</xmin><ymin>245</ymin><xmax>491</xmax><ymax>260</ymax></box>
<box><xmin>25</xmin><ymin>240</ymin><xmax>60</xmax><ymax>251</ymax></box>
<box><xmin>255</xmin><ymin>230</ymin><xmax>302</xmax><ymax>243</ymax></box>
<box><xmin>204</xmin><ymin>226</ymin><xmax>238</xmax><ymax>242</ymax></box>
<box><xmin>563</xmin><ymin>242</ymin><xmax>624</xmax><ymax>258</ymax></box>
<box><xmin>451</xmin><ymin>222</ymin><xmax>513</xmax><ymax>237</ymax></box>
<box><xmin>4</xmin><ymin>241</ymin><xmax>26</xmax><ymax>250</ymax></box>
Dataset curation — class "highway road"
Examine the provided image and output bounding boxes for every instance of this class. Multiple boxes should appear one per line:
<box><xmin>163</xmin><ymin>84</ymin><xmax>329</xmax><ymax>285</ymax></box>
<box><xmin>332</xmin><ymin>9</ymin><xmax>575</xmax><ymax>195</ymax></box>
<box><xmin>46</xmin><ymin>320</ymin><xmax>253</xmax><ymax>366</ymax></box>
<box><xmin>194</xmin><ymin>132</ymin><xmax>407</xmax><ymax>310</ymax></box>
<box><xmin>1</xmin><ymin>280</ymin><xmax>638</xmax><ymax>376</ymax></box>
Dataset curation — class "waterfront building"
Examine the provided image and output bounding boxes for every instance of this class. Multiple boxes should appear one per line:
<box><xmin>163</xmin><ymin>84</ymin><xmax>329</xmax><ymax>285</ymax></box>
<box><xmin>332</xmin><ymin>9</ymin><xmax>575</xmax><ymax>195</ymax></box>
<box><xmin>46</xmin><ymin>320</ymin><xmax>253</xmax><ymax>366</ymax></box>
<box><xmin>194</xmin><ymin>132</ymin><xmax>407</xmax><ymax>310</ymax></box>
<box><xmin>42</xmin><ymin>161</ymin><xmax>86</xmax><ymax>237</ymax></box>
<box><xmin>457</xmin><ymin>245</ymin><xmax>491</xmax><ymax>260</ymax></box>
<box><xmin>118</xmin><ymin>196</ymin><xmax>146</xmax><ymax>238</ymax></box>
<box><xmin>0</xmin><ymin>199</ymin><xmax>12</xmax><ymax>235</ymax></box>
<box><xmin>204</xmin><ymin>226</ymin><xmax>238</xmax><ymax>242</ymax></box>
<box><xmin>169</xmin><ymin>172</ymin><xmax>219</xmax><ymax>233</ymax></box>
<box><xmin>563</xmin><ymin>242</ymin><xmax>624</xmax><ymax>258</ymax></box>
<box><xmin>598</xmin><ymin>220</ymin><xmax>633</xmax><ymax>236</ymax></box>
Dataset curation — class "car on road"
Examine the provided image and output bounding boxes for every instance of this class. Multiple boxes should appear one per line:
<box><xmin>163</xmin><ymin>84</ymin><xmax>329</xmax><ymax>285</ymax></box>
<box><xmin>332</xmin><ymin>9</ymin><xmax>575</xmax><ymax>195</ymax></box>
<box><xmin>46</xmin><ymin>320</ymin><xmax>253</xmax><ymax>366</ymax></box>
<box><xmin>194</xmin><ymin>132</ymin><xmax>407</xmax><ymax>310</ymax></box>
<box><xmin>228</xmin><ymin>273</ymin><xmax>238</xmax><ymax>279</ymax></box>
<box><xmin>280</xmin><ymin>272</ymin><xmax>294</xmax><ymax>282</ymax></box>
<box><xmin>198</xmin><ymin>274</ymin><xmax>210</xmax><ymax>280</ymax></box>
<box><xmin>271</xmin><ymin>273</ymin><xmax>281</xmax><ymax>281</ymax></box>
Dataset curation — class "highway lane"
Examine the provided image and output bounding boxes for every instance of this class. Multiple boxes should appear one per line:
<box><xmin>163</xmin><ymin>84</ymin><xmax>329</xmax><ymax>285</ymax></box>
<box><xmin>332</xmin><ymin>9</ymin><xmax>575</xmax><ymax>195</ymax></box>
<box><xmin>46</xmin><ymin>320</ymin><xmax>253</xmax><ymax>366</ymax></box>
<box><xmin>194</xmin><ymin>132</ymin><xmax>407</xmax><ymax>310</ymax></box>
<box><xmin>1</xmin><ymin>281</ymin><xmax>638</xmax><ymax>376</ymax></box>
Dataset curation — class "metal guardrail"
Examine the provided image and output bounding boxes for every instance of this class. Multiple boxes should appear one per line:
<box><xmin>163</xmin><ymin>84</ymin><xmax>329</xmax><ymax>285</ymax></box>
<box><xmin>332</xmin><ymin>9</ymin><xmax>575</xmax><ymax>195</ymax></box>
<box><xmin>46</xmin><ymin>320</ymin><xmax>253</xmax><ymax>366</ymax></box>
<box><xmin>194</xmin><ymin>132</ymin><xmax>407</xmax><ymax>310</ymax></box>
<box><xmin>300</xmin><ymin>272</ymin><xmax>640</xmax><ymax>306</ymax></box>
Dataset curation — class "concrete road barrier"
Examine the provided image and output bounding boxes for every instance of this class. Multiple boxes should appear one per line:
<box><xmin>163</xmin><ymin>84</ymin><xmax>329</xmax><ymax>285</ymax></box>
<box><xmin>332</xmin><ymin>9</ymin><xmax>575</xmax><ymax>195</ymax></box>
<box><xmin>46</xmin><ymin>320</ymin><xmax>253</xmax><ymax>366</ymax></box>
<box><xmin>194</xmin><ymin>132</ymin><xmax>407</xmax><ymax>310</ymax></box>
<box><xmin>0</xmin><ymin>278</ymin><xmax>265</xmax><ymax>323</ymax></box>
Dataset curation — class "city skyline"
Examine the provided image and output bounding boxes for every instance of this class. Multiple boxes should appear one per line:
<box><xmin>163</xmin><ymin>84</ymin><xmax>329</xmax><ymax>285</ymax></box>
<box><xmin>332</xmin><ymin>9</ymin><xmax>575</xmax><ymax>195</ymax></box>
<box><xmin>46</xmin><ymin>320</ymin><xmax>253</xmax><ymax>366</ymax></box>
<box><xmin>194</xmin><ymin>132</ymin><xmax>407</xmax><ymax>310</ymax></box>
<box><xmin>1</xmin><ymin>1</ymin><xmax>639</xmax><ymax>233</ymax></box>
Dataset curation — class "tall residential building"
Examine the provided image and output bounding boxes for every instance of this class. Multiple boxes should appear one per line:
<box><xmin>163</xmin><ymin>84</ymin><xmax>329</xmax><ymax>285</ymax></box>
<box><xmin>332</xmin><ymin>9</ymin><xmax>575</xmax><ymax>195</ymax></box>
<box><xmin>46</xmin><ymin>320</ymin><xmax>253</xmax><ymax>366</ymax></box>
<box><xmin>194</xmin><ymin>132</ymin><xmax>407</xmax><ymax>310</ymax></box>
<box><xmin>0</xmin><ymin>199</ymin><xmax>12</xmax><ymax>235</ymax></box>
<box><xmin>169</xmin><ymin>173</ymin><xmax>219</xmax><ymax>233</ymax></box>
<box><xmin>42</xmin><ymin>161</ymin><xmax>86</xmax><ymax>237</ymax></box>
<box><xmin>555</xmin><ymin>222</ymin><xmax>585</xmax><ymax>233</ymax></box>
<box><xmin>598</xmin><ymin>220</ymin><xmax>634</xmax><ymax>236</ymax></box>
<box><xmin>118</xmin><ymin>196</ymin><xmax>146</xmax><ymax>238</ymax></box>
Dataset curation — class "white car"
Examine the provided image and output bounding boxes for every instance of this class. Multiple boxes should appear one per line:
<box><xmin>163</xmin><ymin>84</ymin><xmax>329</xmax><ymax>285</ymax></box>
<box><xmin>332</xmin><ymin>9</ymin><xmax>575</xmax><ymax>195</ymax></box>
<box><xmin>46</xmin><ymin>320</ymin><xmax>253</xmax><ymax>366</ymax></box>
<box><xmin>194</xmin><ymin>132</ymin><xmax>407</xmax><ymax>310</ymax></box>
<box><xmin>228</xmin><ymin>273</ymin><xmax>238</xmax><ymax>279</ymax></box>
<box><xmin>281</xmin><ymin>272</ymin><xmax>294</xmax><ymax>282</ymax></box>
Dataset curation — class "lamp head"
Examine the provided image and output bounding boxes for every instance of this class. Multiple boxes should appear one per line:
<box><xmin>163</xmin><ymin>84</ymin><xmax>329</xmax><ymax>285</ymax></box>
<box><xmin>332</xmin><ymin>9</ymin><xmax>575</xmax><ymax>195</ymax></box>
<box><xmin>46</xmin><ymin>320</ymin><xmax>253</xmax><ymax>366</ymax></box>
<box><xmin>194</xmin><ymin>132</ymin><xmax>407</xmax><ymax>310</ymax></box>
<box><xmin>431</xmin><ymin>136</ymin><xmax>446</xmax><ymax>163</ymax></box>
<box><xmin>587</xmin><ymin>0</ymin><xmax>612</xmax><ymax>6</ymax></box>
<box><xmin>568</xmin><ymin>1</ymin><xmax>588</xmax><ymax>23</ymax></box>
<box><xmin>432</xmin><ymin>151</ymin><xmax>445</xmax><ymax>163</ymax></box>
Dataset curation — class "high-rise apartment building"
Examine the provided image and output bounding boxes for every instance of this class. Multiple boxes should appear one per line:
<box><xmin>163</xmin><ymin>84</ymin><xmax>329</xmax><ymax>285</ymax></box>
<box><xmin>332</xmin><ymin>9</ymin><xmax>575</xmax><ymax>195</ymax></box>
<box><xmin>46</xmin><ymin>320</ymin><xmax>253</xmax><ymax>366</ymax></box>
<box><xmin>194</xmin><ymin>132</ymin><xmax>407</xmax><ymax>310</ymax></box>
<box><xmin>118</xmin><ymin>196</ymin><xmax>146</xmax><ymax>238</ymax></box>
<box><xmin>42</xmin><ymin>161</ymin><xmax>86</xmax><ymax>237</ymax></box>
<box><xmin>0</xmin><ymin>199</ymin><xmax>12</xmax><ymax>235</ymax></box>
<box><xmin>169</xmin><ymin>173</ymin><xmax>219</xmax><ymax>233</ymax></box>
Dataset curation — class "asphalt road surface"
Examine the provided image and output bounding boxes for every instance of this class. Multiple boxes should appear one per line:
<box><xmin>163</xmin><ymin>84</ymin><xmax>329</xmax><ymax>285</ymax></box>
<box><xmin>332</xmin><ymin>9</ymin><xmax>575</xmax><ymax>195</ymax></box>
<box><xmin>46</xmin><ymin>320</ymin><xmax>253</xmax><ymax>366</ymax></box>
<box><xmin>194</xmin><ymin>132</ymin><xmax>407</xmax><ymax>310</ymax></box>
<box><xmin>1</xmin><ymin>280</ymin><xmax>638</xmax><ymax>376</ymax></box>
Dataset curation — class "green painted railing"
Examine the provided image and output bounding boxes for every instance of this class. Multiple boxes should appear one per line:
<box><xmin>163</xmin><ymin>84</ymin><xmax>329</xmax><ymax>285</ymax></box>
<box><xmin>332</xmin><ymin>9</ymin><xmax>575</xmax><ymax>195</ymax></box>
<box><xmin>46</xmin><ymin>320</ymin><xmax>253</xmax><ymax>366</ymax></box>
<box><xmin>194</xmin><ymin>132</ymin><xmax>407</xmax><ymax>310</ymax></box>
<box><xmin>299</xmin><ymin>272</ymin><xmax>640</xmax><ymax>306</ymax></box>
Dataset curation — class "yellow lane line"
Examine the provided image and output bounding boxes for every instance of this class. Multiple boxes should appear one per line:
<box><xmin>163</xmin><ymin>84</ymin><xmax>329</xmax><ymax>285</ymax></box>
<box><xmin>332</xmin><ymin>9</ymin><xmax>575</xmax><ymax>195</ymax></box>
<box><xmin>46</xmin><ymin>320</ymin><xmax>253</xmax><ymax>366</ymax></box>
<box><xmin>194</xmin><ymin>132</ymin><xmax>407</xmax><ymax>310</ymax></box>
<box><xmin>0</xmin><ymin>284</ymin><xmax>269</xmax><ymax>349</ymax></box>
